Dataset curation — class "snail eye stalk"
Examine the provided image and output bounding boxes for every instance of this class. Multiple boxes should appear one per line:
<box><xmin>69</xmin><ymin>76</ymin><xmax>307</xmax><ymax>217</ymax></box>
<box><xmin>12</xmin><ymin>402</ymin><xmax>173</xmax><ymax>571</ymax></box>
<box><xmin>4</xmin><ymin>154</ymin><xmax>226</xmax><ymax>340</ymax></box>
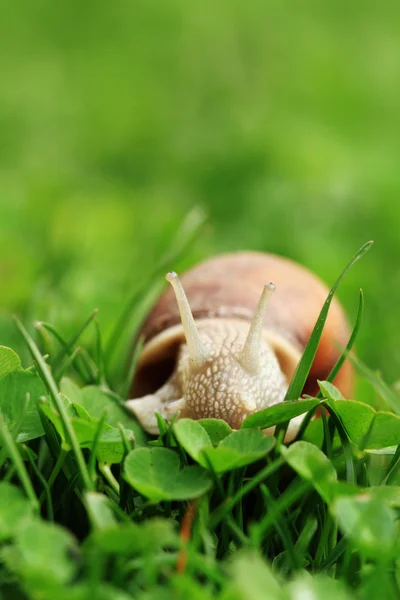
<box><xmin>240</xmin><ymin>282</ymin><xmax>276</xmax><ymax>374</ymax></box>
<box><xmin>166</xmin><ymin>271</ymin><xmax>208</xmax><ymax>368</ymax></box>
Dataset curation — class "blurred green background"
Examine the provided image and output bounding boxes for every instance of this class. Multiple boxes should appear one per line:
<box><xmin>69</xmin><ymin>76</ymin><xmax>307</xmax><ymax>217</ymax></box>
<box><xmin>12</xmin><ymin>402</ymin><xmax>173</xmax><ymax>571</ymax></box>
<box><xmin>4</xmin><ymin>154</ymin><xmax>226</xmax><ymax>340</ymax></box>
<box><xmin>1</xmin><ymin>0</ymin><xmax>400</xmax><ymax>386</ymax></box>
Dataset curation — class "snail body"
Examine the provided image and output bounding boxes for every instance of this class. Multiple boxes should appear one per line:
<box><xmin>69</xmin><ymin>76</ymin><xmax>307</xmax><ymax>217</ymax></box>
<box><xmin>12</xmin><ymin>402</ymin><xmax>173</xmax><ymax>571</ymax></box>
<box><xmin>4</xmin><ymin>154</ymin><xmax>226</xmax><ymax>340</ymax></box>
<box><xmin>126</xmin><ymin>251</ymin><xmax>353</xmax><ymax>434</ymax></box>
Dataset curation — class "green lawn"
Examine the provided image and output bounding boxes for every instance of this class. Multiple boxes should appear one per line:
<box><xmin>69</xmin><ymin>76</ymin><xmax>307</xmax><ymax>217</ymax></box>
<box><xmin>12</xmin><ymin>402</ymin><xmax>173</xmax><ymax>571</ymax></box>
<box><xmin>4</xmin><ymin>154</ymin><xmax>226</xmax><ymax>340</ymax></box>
<box><xmin>1</xmin><ymin>0</ymin><xmax>400</xmax><ymax>381</ymax></box>
<box><xmin>1</xmin><ymin>2</ymin><xmax>400</xmax><ymax>598</ymax></box>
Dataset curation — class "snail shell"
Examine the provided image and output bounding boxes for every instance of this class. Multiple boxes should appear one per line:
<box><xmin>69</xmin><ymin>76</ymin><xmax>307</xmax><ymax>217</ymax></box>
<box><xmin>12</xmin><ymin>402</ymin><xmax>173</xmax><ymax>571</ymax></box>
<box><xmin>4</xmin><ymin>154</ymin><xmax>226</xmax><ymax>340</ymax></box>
<box><xmin>126</xmin><ymin>251</ymin><xmax>353</xmax><ymax>434</ymax></box>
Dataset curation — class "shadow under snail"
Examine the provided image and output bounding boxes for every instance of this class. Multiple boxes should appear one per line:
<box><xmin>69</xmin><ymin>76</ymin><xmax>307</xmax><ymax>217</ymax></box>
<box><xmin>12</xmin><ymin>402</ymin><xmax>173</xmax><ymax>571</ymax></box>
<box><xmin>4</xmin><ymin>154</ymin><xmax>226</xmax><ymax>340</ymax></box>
<box><xmin>126</xmin><ymin>251</ymin><xmax>353</xmax><ymax>435</ymax></box>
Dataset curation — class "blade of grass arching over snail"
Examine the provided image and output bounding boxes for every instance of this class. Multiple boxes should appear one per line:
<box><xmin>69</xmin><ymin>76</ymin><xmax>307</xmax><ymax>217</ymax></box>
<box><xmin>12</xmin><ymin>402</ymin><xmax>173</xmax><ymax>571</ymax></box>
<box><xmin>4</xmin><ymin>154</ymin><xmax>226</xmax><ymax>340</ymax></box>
<box><xmin>104</xmin><ymin>206</ymin><xmax>208</xmax><ymax>377</ymax></box>
<box><xmin>285</xmin><ymin>241</ymin><xmax>373</xmax><ymax>403</ymax></box>
<box><xmin>294</xmin><ymin>289</ymin><xmax>364</xmax><ymax>441</ymax></box>
<box><xmin>316</xmin><ymin>288</ymin><xmax>364</xmax><ymax>398</ymax></box>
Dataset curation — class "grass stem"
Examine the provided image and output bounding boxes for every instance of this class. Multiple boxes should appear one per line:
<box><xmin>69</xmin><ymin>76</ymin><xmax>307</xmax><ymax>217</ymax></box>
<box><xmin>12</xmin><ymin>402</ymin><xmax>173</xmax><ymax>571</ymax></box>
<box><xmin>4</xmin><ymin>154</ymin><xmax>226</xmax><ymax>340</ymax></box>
<box><xmin>14</xmin><ymin>317</ymin><xmax>93</xmax><ymax>491</ymax></box>
<box><xmin>208</xmin><ymin>458</ymin><xmax>284</xmax><ymax>530</ymax></box>
<box><xmin>0</xmin><ymin>417</ymin><xmax>39</xmax><ymax>511</ymax></box>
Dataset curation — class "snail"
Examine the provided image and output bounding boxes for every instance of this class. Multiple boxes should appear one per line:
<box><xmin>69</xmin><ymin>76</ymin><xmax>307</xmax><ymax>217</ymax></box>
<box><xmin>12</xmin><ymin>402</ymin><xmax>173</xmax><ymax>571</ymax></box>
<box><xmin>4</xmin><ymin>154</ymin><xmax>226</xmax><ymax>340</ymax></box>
<box><xmin>126</xmin><ymin>251</ymin><xmax>353</xmax><ymax>434</ymax></box>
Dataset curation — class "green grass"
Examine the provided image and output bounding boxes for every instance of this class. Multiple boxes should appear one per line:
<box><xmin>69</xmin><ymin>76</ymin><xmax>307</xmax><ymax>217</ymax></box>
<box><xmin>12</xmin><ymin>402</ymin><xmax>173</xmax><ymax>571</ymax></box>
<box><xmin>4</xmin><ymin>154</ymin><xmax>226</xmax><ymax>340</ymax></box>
<box><xmin>1</xmin><ymin>240</ymin><xmax>400</xmax><ymax>599</ymax></box>
<box><xmin>2</xmin><ymin>2</ymin><xmax>400</xmax><ymax>597</ymax></box>
<box><xmin>1</xmin><ymin>0</ymin><xmax>400</xmax><ymax>386</ymax></box>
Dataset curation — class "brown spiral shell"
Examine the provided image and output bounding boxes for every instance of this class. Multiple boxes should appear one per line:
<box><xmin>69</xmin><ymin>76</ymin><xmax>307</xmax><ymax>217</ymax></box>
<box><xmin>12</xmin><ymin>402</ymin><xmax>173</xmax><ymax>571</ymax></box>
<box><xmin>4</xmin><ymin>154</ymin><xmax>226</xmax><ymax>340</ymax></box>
<box><xmin>131</xmin><ymin>251</ymin><xmax>353</xmax><ymax>400</ymax></box>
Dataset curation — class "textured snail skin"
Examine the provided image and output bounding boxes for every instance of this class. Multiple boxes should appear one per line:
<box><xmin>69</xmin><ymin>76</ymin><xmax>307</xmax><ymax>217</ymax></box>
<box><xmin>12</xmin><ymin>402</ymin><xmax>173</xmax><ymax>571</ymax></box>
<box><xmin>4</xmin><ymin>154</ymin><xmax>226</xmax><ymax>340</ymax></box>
<box><xmin>133</xmin><ymin>319</ymin><xmax>288</xmax><ymax>430</ymax></box>
<box><xmin>127</xmin><ymin>251</ymin><xmax>353</xmax><ymax>434</ymax></box>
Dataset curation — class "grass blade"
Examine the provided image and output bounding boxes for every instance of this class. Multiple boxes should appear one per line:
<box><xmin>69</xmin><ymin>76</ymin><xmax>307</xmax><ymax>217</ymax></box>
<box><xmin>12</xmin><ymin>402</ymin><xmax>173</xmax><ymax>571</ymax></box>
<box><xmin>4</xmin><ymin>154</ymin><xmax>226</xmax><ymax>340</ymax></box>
<box><xmin>25</xmin><ymin>446</ymin><xmax>54</xmax><ymax>520</ymax></box>
<box><xmin>208</xmin><ymin>458</ymin><xmax>284</xmax><ymax>530</ymax></box>
<box><xmin>52</xmin><ymin>308</ymin><xmax>99</xmax><ymax>366</ymax></box>
<box><xmin>316</xmin><ymin>288</ymin><xmax>364</xmax><ymax>398</ymax></box>
<box><xmin>284</xmin><ymin>241</ymin><xmax>372</xmax><ymax>402</ymax></box>
<box><xmin>0</xmin><ymin>416</ymin><xmax>39</xmax><ymax>511</ymax></box>
<box><xmin>259</xmin><ymin>483</ymin><xmax>300</xmax><ymax>569</ymax></box>
<box><xmin>14</xmin><ymin>316</ymin><xmax>93</xmax><ymax>491</ymax></box>
<box><xmin>55</xmin><ymin>346</ymin><xmax>82</xmax><ymax>381</ymax></box>
<box><xmin>88</xmin><ymin>409</ymin><xmax>108</xmax><ymax>480</ymax></box>
<box><xmin>348</xmin><ymin>352</ymin><xmax>400</xmax><ymax>414</ymax></box>
<box><xmin>39</xmin><ymin>449</ymin><xmax>68</xmax><ymax>505</ymax></box>
<box><xmin>37</xmin><ymin>318</ymin><xmax>97</xmax><ymax>382</ymax></box>
<box><xmin>120</xmin><ymin>335</ymin><xmax>144</xmax><ymax>400</ymax></box>
<box><xmin>93</xmin><ymin>317</ymin><xmax>107</xmax><ymax>385</ymax></box>
<box><xmin>105</xmin><ymin>206</ymin><xmax>207</xmax><ymax>367</ymax></box>
<box><xmin>251</xmin><ymin>479</ymin><xmax>311</xmax><ymax>546</ymax></box>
